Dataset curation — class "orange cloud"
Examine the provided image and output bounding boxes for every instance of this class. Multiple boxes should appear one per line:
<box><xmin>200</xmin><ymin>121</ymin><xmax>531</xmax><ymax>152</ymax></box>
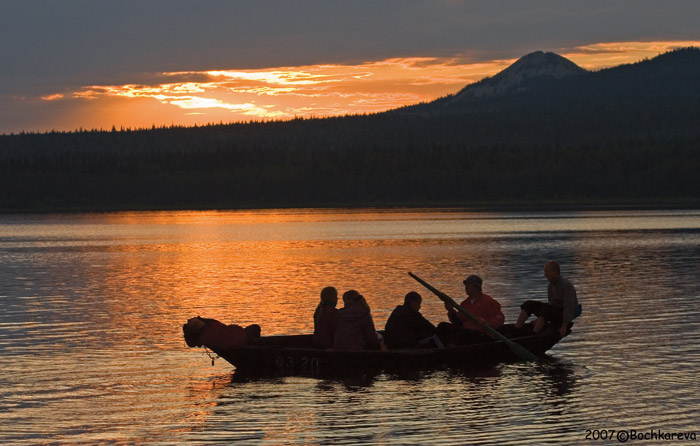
<box><xmin>45</xmin><ymin>40</ymin><xmax>700</xmax><ymax>129</ymax></box>
<box><xmin>41</xmin><ymin>93</ymin><xmax>64</xmax><ymax>101</ymax></box>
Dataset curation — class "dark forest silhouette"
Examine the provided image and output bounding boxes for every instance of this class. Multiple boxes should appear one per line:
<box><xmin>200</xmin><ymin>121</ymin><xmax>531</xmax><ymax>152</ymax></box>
<box><xmin>1</xmin><ymin>48</ymin><xmax>699</xmax><ymax>211</ymax></box>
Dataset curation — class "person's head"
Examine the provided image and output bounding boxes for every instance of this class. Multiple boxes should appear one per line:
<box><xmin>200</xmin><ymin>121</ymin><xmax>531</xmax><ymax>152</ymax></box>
<box><xmin>343</xmin><ymin>290</ymin><xmax>370</xmax><ymax>310</ymax></box>
<box><xmin>544</xmin><ymin>261</ymin><xmax>561</xmax><ymax>282</ymax></box>
<box><xmin>463</xmin><ymin>274</ymin><xmax>483</xmax><ymax>298</ymax></box>
<box><xmin>320</xmin><ymin>286</ymin><xmax>338</xmax><ymax>307</ymax></box>
<box><xmin>404</xmin><ymin>291</ymin><xmax>422</xmax><ymax>312</ymax></box>
<box><xmin>342</xmin><ymin>289</ymin><xmax>360</xmax><ymax>305</ymax></box>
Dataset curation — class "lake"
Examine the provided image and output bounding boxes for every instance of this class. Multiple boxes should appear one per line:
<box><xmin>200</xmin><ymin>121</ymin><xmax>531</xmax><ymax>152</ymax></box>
<box><xmin>1</xmin><ymin>209</ymin><xmax>699</xmax><ymax>445</ymax></box>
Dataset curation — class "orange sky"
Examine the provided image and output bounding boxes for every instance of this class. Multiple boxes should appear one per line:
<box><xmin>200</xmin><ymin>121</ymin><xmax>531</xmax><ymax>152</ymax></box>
<box><xmin>34</xmin><ymin>40</ymin><xmax>700</xmax><ymax>132</ymax></box>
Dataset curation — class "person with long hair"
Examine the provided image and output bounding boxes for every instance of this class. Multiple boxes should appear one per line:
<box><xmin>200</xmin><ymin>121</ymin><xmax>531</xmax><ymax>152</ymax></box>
<box><xmin>333</xmin><ymin>290</ymin><xmax>381</xmax><ymax>350</ymax></box>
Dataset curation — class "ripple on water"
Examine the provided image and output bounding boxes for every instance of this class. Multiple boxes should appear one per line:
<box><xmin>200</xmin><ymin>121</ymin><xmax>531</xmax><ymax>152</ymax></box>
<box><xmin>1</xmin><ymin>210</ymin><xmax>700</xmax><ymax>445</ymax></box>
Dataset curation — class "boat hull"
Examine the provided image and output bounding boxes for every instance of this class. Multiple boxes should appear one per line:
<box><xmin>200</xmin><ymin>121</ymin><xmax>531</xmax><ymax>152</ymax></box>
<box><xmin>185</xmin><ymin>321</ymin><xmax>563</xmax><ymax>377</ymax></box>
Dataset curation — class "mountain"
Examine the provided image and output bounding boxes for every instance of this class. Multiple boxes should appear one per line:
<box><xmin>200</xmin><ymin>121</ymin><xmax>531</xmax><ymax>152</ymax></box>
<box><xmin>2</xmin><ymin>48</ymin><xmax>700</xmax><ymax>210</ymax></box>
<box><xmin>397</xmin><ymin>47</ymin><xmax>700</xmax><ymax>120</ymax></box>
<box><xmin>450</xmin><ymin>51</ymin><xmax>587</xmax><ymax>100</ymax></box>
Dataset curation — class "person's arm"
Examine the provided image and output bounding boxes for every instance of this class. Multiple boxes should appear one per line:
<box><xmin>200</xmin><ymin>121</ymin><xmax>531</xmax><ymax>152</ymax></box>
<box><xmin>417</xmin><ymin>312</ymin><xmax>437</xmax><ymax>332</ymax></box>
<box><xmin>446</xmin><ymin>302</ymin><xmax>460</xmax><ymax>324</ymax></box>
<box><xmin>446</xmin><ymin>301</ymin><xmax>467</xmax><ymax>325</ymax></box>
<box><xmin>483</xmin><ymin>299</ymin><xmax>505</xmax><ymax>329</ymax></box>
<box><xmin>559</xmin><ymin>283</ymin><xmax>577</xmax><ymax>336</ymax></box>
<box><xmin>363</xmin><ymin>314</ymin><xmax>381</xmax><ymax>349</ymax></box>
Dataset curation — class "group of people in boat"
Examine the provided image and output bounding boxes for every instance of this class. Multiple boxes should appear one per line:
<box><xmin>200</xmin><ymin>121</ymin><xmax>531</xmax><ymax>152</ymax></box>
<box><xmin>312</xmin><ymin>260</ymin><xmax>581</xmax><ymax>350</ymax></box>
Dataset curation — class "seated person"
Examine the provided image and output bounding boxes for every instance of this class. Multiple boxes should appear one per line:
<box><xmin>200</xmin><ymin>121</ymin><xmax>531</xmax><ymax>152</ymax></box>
<box><xmin>312</xmin><ymin>286</ymin><xmax>339</xmax><ymax>348</ymax></box>
<box><xmin>333</xmin><ymin>290</ymin><xmax>381</xmax><ymax>350</ymax></box>
<box><xmin>515</xmin><ymin>260</ymin><xmax>581</xmax><ymax>337</ymax></box>
<box><xmin>384</xmin><ymin>291</ymin><xmax>437</xmax><ymax>349</ymax></box>
<box><xmin>437</xmin><ymin>274</ymin><xmax>505</xmax><ymax>345</ymax></box>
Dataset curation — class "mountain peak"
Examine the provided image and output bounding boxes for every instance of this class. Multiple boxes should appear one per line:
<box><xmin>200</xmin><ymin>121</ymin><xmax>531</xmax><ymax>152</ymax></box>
<box><xmin>452</xmin><ymin>51</ymin><xmax>586</xmax><ymax>101</ymax></box>
<box><xmin>510</xmin><ymin>51</ymin><xmax>583</xmax><ymax>73</ymax></box>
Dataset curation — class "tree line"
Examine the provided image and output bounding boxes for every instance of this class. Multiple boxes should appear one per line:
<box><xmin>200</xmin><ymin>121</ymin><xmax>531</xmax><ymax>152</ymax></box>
<box><xmin>1</xmin><ymin>48</ymin><xmax>699</xmax><ymax>210</ymax></box>
<box><xmin>1</xmin><ymin>121</ymin><xmax>698</xmax><ymax>210</ymax></box>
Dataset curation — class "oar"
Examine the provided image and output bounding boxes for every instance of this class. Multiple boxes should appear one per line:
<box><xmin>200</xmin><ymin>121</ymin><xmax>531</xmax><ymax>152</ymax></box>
<box><xmin>408</xmin><ymin>272</ymin><xmax>537</xmax><ymax>361</ymax></box>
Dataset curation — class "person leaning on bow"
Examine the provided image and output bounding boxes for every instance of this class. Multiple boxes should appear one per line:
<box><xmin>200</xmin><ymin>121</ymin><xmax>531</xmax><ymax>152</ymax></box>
<box><xmin>515</xmin><ymin>260</ymin><xmax>582</xmax><ymax>337</ymax></box>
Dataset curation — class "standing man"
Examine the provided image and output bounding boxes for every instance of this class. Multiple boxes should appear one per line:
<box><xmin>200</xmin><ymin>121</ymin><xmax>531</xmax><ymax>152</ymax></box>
<box><xmin>515</xmin><ymin>261</ymin><xmax>581</xmax><ymax>337</ymax></box>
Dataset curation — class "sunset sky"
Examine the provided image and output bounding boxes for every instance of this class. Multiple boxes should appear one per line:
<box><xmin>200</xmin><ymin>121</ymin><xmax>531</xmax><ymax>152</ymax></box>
<box><xmin>1</xmin><ymin>0</ymin><xmax>699</xmax><ymax>134</ymax></box>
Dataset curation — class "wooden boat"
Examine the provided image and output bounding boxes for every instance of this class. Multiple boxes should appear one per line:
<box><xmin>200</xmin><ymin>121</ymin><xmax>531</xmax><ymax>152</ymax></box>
<box><xmin>183</xmin><ymin>316</ymin><xmax>566</xmax><ymax>377</ymax></box>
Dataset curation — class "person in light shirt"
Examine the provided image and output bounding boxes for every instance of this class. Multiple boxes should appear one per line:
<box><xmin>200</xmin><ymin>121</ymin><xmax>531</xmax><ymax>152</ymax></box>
<box><xmin>515</xmin><ymin>261</ymin><xmax>581</xmax><ymax>337</ymax></box>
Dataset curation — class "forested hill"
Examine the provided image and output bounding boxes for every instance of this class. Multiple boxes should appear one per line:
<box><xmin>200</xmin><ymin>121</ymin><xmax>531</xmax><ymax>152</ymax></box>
<box><xmin>1</xmin><ymin>48</ymin><xmax>700</xmax><ymax>211</ymax></box>
<box><xmin>394</xmin><ymin>47</ymin><xmax>700</xmax><ymax>146</ymax></box>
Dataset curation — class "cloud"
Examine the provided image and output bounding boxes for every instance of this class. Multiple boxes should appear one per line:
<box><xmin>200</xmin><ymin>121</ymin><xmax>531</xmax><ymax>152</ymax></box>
<box><xmin>168</xmin><ymin>97</ymin><xmax>285</xmax><ymax>119</ymax></box>
<box><xmin>41</xmin><ymin>94</ymin><xmax>65</xmax><ymax>101</ymax></box>
<box><xmin>47</xmin><ymin>57</ymin><xmax>496</xmax><ymax>122</ymax></box>
<box><xmin>3</xmin><ymin>38</ymin><xmax>699</xmax><ymax>133</ymax></box>
<box><xmin>3</xmin><ymin>1</ymin><xmax>699</xmax><ymax>96</ymax></box>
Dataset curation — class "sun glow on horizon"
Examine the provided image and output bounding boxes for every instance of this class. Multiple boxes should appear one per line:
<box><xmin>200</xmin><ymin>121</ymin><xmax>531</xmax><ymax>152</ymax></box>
<box><xmin>32</xmin><ymin>40</ymin><xmax>700</xmax><ymax>132</ymax></box>
<box><xmin>561</xmin><ymin>40</ymin><xmax>700</xmax><ymax>70</ymax></box>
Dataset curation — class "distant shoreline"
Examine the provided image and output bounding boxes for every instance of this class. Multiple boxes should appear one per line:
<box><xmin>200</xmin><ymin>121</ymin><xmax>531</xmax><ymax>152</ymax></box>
<box><xmin>2</xmin><ymin>199</ymin><xmax>699</xmax><ymax>215</ymax></box>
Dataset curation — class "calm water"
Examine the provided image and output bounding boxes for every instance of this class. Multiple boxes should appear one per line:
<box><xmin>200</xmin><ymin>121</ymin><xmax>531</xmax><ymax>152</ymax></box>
<box><xmin>1</xmin><ymin>209</ymin><xmax>699</xmax><ymax>445</ymax></box>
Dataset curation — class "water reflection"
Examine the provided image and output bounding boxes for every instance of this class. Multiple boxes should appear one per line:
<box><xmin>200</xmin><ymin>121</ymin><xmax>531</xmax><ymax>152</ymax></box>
<box><xmin>535</xmin><ymin>358</ymin><xmax>580</xmax><ymax>399</ymax></box>
<box><xmin>206</xmin><ymin>361</ymin><xmax>585</xmax><ymax>445</ymax></box>
<box><xmin>1</xmin><ymin>209</ymin><xmax>700</xmax><ymax>445</ymax></box>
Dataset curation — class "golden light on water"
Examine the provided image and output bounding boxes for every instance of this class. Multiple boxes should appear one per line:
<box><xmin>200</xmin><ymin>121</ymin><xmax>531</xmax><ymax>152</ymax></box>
<box><xmin>40</xmin><ymin>40</ymin><xmax>700</xmax><ymax>130</ymax></box>
<box><xmin>3</xmin><ymin>209</ymin><xmax>700</xmax><ymax>443</ymax></box>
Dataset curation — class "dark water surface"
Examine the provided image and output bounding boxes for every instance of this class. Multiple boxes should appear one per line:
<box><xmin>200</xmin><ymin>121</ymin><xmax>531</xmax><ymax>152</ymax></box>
<box><xmin>1</xmin><ymin>209</ymin><xmax>699</xmax><ymax>445</ymax></box>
